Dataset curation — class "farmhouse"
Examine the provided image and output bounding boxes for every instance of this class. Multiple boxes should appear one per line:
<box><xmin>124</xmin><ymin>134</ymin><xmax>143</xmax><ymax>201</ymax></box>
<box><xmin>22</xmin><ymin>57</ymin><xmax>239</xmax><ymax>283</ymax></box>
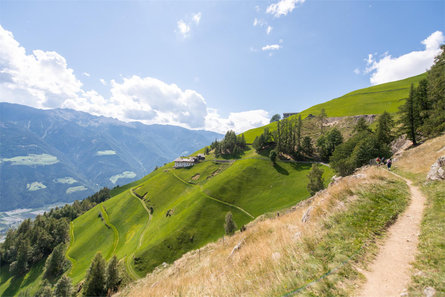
<box><xmin>174</xmin><ymin>157</ymin><xmax>195</xmax><ymax>168</ymax></box>
<box><xmin>283</xmin><ymin>112</ymin><xmax>298</xmax><ymax>119</ymax></box>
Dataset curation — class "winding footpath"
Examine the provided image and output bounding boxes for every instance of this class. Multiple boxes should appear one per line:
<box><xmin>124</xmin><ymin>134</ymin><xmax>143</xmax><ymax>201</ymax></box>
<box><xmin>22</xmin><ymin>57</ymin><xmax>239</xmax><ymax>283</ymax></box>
<box><xmin>357</xmin><ymin>172</ymin><xmax>426</xmax><ymax>297</ymax></box>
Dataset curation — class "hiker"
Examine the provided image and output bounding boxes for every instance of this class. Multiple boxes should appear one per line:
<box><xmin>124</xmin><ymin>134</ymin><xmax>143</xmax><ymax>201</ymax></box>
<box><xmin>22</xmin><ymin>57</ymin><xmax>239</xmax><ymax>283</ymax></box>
<box><xmin>376</xmin><ymin>157</ymin><xmax>381</xmax><ymax>165</ymax></box>
<box><xmin>386</xmin><ymin>158</ymin><xmax>392</xmax><ymax>170</ymax></box>
<box><xmin>381</xmin><ymin>157</ymin><xmax>385</xmax><ymax>165</ymax></box>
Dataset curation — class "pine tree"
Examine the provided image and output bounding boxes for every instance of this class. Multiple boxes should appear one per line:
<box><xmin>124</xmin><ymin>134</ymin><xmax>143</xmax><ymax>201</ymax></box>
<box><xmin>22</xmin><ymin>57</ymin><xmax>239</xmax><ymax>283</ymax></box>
<box><xmin>353</xmin><ymin>117</ymin><xmax>370</xmax><ymax>134</ymax></box>
<box><xmin>54</xmin><ymin>275</ymin><xmax>72</xmax><ymax>297</ymax></box>
<box><xmin>106</xmin><ymin>255</ymin><xmax>120</xmax><ymax>294</ymax></box>
<box><xmin>376</xmin><ymin>111</ymin><xmax>394</xmax><ymax>146</ymax></box>
<box><xmin>399</xmin><ymin>84</ymin><xmax>421</xmax><ymax>145</ymax></box>
<box><xmin>302</xmin><ymin>136</ymin><xmax>313</xmax><ymax>155</ymax></box>
<box><xmin>224</xmin><ymin>212</ymin><xmax>237</xmax><ymax>236</ymax></box>
<box><xmin>35</xmin><ymin>280</ymin><xmax>52</xmax><ymax>297</ymax></box>
<box><xmin>44</xmin><ymin>243</ymin><xmax>69</xmax><ymax>280</ymax></box>
<box><xmin>296</xmin><ymin>115</ymin><xmax>302</xmax><ymax>151</ymax></box>
<box><xmin>307</xmin><ymin>164</ymin><xmax>325</xmax><ymax>196</ymax></box>
<box><xmin>269</xmin><ymin>150</ymin><xmax>277</xmax><ymax>164</ymax></box>
<box><xmin>318</xmin><ymin>108</ymin><xmax>327</xmax><ymax>135</ymax></box>
<box><xmin>10</xmin><ymin>238</ymin><xmax>30</xmax><ymax>276</ymax></box>
<box><xmin>83</xmin><ymin>252</ymin><xmax>107</xmax><ymax>297</ymax></box>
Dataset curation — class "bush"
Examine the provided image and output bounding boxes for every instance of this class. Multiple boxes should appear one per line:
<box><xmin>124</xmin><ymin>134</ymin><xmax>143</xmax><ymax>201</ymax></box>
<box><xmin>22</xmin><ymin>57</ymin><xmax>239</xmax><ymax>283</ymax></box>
<box><xmin>307</xmin><ymin>164</ymin><xmax>325</xmax><ymax>196</ymax></box>
<box><xmin>224</xmin><ymin>212</ymin><xmax>237</xmax><ymax>236</ymax></box>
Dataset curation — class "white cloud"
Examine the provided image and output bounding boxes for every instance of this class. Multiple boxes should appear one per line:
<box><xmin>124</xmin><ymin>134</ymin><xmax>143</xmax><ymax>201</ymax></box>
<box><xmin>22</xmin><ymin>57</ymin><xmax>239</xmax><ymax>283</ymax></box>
<box><xmin>205</xmin><ymin>109</ymin><xmax>270</xmax><ymax>134</ymax></box>
<box><xmin>2</xmin><ymin>154</ymin><xmax>59</xmax><ymax>166</ymax></box>
<box><xmin>266</xmin><ymin>26</ymin><xmax>273</xmax><ymax>35</ymax></box>
<box><xmin>192</xmin><ymin>12</ymin><xmax>202</xmax><ymax>25</ymax></box>
<box><xmin>262</xmin><ymin>44</ymin><xmax>282</xmax><ymax>51</ymax></box>
<box><xmin>353</xmin><ymin>68</ymin><xmax>360</xmax><ymax>75</ymax></box>
<box><xmin>266</xmin><ymin>0</ymin><xmax>305</xmax><ymax>17</ymax></box>
<box><xmin>26</xmin><ymin>182</ymin><xmax>46</xmax><ymax>191</ymax></box>
<box><xmin>177</xmin><ymin>12</ymin><xmax>201</xmax><ymax>38</ymax></box>
<box><xmin>0</xmin><ymin>25</ymin><xmax>269</xmax><ymax>134</ymax></box>
<box><xmin>253</xmin><ymin>18</ymin><xmax>267</xmax><ymax>27</ymax></box>
<box><xmin>177</xmin><ymin>20</ymin><xmax>191</xmax><ymax>37</ymax></box>
<box><xmin>83</xmin><ymin>72</ymin><xmax>90</xmax><ymax>77</ymax></box>
<box><xmin>99</xmin><ymin>78</ymin><xmax>107</xmax><ymax>86</ymax></box>
<box><xmin>365</xmin><ymin>31</ymin><xmax>444</xmax><ymax>85</ymax></box>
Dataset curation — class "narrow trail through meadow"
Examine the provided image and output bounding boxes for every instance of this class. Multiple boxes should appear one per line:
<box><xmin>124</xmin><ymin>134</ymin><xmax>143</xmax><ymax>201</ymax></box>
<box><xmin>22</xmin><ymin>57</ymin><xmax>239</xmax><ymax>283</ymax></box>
<box><xmin>357</xmin><ymin>172</ymin><xmax>426</xmax><ymax>297</ymax></box>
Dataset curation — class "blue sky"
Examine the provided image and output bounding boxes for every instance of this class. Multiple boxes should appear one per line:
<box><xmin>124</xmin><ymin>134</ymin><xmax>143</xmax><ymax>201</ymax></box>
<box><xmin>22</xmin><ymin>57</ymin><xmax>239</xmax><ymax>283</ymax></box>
<box><xmin>0</xmin><ymin>0</ymin><xmax>444</xmax><ymax>133</ymax></box>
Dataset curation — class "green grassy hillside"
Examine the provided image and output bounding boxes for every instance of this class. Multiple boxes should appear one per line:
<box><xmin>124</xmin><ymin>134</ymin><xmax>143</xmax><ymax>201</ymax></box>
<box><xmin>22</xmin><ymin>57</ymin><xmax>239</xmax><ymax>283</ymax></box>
<box><xmin>243</xmin><ymin>73</ymin><xmax>426</xmax><ymax>143</ymax></box>
<box><xmin>62</xmin><ymin>150</ymin><xmax>333</xmax><ymax>282</ymax></box>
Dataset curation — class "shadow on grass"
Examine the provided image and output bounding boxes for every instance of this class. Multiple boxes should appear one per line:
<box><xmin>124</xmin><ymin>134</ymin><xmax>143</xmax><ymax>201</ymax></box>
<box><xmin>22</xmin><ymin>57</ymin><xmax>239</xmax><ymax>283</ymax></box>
<box><xmin>3</xmin><ymin>274</ymin><xmax>24</xmax><ymax>297</ymax></box>
<box><xmin>273</xmin><ymin>163</ymin><xmax>289</xmax><ymax>175</ymax></box>
<box><xmin>288</xmin><ymin>162</ymin><xmax>312</xmax><ymax>171</ymax></box>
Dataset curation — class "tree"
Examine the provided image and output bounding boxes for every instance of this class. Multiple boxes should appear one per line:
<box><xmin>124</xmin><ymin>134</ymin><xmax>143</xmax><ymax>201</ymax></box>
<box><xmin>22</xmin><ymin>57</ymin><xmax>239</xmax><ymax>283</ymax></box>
<box><xmin>204</xmin><ymin>146</ymin><xmax>210</xmax><ymax>155</ymax></box>
<box><xmin>307</xmin><ymin>164</ymin><xmax>325</xmax><ymax>196</ymax></box>
<box><xmin>54</xmin><ymin>275</ymin><xmax>72</xmax><ymax>297</ymax></box>
<box><xmin>106</xmin><ymin>255</ymin><xmax>120</xmax><ymax>294</ymax></box>
<box><xmin>270</xmin><ymin>114</ymin><xmax>281</xmax><ymax>123</ymax></box>
<box><xmin>376</xmin><ymin>111</ymin><xmax>394</xmax><ymax>146</ymax></box>
<box><xmin>302</xmin><ymin>136</ymin><xmax>313</xmax><ymax>155</ymax></box>
<box><xmin>269</xmin><ymin>150</ymin><xmax>277</xmax><ymax>163</ymax></box>
<box><xmin>399</xmin><ymin>84</ymin><xmax>421</xmax><ymax>145</ymax></box>
<box><xmin>44</xmin><ymin>243</ymin><xmax>69</xmax><ymax>280</ymax></box>
<box><xmin>10</xmin><ymin>238</ymin><xmax>30</xmax><ymax>276</ymax></box>
<box><xmin>318</xmin><ymin>108</ymin><xmax>328</xmax><ymax>135</ymax></box>
<box><xmin>224</xmin><ymin>212</ymin><xmax>237</xmax><ymax>236</ymax></box>
<box><xmin>317</xmin><ymin>128</ymin><xmax>343</xmax><ymax>162</ymax></box>
<box><xmin>296</xmin><ymin>115</ymin><xmax>303</xmax><ymax>151</ymax></box>
<box><xmin>83</xmin><ymin>252</ymin><xmax>107</xmax><ymax>297</ymax></box>
<box><xmin>422</xmin><ymin>45</ymin><xmax>445</xmax><ymax>136</ymax></box>
<box><xmin>353</xmin><ymin>117</ymin><xmax>370</xmax><ymax>134</ymax></box>
<box><xmin>35</xmin><ymin>280</ymin><xmax>52</xmax><ymax>297</ymax></box>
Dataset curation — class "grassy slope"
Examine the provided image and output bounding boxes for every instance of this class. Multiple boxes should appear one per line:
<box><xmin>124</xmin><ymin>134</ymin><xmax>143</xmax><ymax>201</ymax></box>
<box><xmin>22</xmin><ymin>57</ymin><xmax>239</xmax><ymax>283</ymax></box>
<box><xmin>393</xmin><ymin>135</ymin><xmax>445</xmax><ymax>295</ymax></box>
<box><xmin>242</xmin><ymin>73</ymin><xmax>426</xmax><ymax>143</ymax></box>
<box><xmin>119</xmin><ymin>166</ymin><xmax>410</xmax><ymax>297</ymax></box>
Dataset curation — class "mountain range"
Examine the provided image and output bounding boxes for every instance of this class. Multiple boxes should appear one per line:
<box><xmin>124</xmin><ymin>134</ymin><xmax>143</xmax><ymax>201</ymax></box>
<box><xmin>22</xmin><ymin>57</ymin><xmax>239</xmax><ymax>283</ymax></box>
<box><xmin>0</xmin><ymin>103</ymin><xmax>221</xmax><ymax>211</ymax></box>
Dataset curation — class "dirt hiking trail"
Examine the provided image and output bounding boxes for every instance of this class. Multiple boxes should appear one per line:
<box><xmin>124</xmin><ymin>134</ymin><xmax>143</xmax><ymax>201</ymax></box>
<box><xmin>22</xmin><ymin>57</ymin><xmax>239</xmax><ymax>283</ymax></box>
<box><xmin>357</xmin><ymin>172</ymin><xmax>426</xmax><ymax>297</ymax></box>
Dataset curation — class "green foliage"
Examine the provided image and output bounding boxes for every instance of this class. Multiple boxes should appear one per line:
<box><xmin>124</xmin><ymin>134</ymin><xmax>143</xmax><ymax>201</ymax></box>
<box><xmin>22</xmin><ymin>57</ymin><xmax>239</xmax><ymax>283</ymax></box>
<box><xmin>35</xmin><ymin>280</ymin><xmax>52</xmax><ymax>297</ymax></box>
<box><xmin>376</xmin><ymin>112</ymin><xmax>394</xmax><ymax>146</ymax></box>
<box><xmin>270</xmin><ymin>114</ymin><xmax>281</xmax><ymax>123</ymax></box>
<box><xmin>302</xmin><ymin>136</ymin><xmax>314</xmax><ymax>156</ymax></box>
<box><xmin>275</xmin><ymin>118</ymin><xmax>296</xmax><ymax>155</ymax></box>
<box><xmin>9</xmin><ymin>238</ymin><xmax>31</xmax><ymax>276</ymax></box>
<box><xmin>269</xmin><ymin>150</ymin><xmax>277</xmax><ymax>163</ymax></box>
<box><xmin>43</xmin><ymin>243</ymin><xmax>70</xmax><ymax>280</ymax></box>
<box><xmin>316</xmin><ymin>128</ymin><xmax>343</xmax><ymax>162</ymax></box>
<box><xmin>252</xmin><ymin>127</ymin><xmax>273</xmax><ymax>152</ymax></box>
<box><xmin>399</xmin><ymin>84</ymin><xmax>421</xmax><ymax>145</ymax></box>
<box><xmin>318</xmin><ymin>108</ymin><xmax>328</xmax><ymax>134</ymax></box>
<box><xmin>224</xmin><ymin>212</ymin><xmax>237</xmax><ymax>236</ymax></box>
<box><xmin>106</xmin><ymin>255</ymin><xmax>120</xmax><ymax>294</ymax></box>
<box><xmin>307</xmin><ymin>164</ymin><xmax>325</xmax><ymax>196</ymax></box>
<box><xmin>353</xmin><ymin>117</ymin><xmax>370</xmax><ymax>134</ymax></box>
<box><xmin>54</xmin><ymin>275</ymin><xmax>72</xmax><ymax>297</ymax></box>
<box><xmin>83</xmin><ymin>252</ymin><xmax>107</xmax><ymax>297</ymax></box>
<box><xmin>212</xmin><ymin>131</ymin><xmax>247</xmax><ymax>157</ymax></box>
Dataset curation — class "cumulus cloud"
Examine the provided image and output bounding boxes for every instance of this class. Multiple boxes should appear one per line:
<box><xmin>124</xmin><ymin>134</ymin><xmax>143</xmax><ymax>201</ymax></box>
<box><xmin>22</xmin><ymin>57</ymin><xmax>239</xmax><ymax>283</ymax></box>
<box><xmin>99</xmin><ymin>78</ymin><xmax>107</xmax><ymax>86</ymax></box>
<box><xmin>266</xmin><ymin>26</ymin><xmax>273</xmax><ymax>35</ymax></box>
<box><xmin>205</xmin><ymin>109</ymin><xmax>270</xmax><ymax>134</ymax></box>
<box><xmin>0</xmin><ymin>25</ymin><xmax>269</xmax><ymax>134</ymax></box>
<box><xmin>177</xmin><ymin>20</ymin><xmax>191</xmax><ymax>37</ymax></box>
<box><xmin>266</xmin><ymin>0</ymin><xmax>306</xmax><ymax>17</ymax></box>
<box><xmin>262</xmin><ymin>44</ymin><xmax>282</xmax><ymax>51</ymax></box>
<box><xmin>365</xmin><ymin>31</ymin><xmax>444</xmax><ymax>85</ymax></box>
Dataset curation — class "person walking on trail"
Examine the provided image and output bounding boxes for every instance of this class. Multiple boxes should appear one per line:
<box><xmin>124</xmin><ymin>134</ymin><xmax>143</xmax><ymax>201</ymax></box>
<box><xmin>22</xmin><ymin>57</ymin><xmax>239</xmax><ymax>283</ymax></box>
<box><xmin>386</xmin><ymin>158</ymin><xmax>392</xmax><ymax>170</ymax></box>
<box><xmin>376</xmin><ymin>157</ymin><xmax>381</xmax><ymax>165</ymax></box>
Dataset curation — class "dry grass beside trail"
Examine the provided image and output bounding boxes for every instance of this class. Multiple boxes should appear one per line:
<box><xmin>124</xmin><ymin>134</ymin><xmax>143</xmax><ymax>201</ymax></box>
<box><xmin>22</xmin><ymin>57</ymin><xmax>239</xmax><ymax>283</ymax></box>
<box><xmin>117</xmin><ymin>167</ymin><xmax>396</xmax><ymax>297</ymax></box>
<box><xmin>396</xmin><ymin>134</ymin><xmax>445</xmax><ymax>177</ymax></box>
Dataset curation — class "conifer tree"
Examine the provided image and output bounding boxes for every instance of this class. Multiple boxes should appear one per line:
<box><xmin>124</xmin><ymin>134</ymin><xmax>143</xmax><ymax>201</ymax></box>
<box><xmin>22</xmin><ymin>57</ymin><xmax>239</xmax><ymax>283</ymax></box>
<box><xmin>83</xmin><ymin>252</ymin><xmax>107</xmax><ymax>297</ymax></box>
<box><xmin>376</xmin><ymin>111</ymin><xmax>394</xmax><ymax>146</ymax></box>
<box><xmin>269</xmin><ymin>150</ymin><xmax>277</xmax><ymax>164</ymax></box>
<box><xmin>399</xmin><ymin>84</ymin><xmax>421</xmax><ymax>145</ymax></box>
<box><xmin>54</xmin><ymin>275</ymin><xmax>72</xmax><ymax>297</ymax></box>
<box><xmin>302</xmin><ymin>136</ymin><xmax>313</xmax><ymax>155</ymax></box>
<box><xmin>35</xmin><ymin>280</ymin><xmax>52</xmax><ymax>297</ymax></box>
<box><xmin>44</xmin><ymin>243</ymin><xmax>69</xmax><ymax>280</ymax></box>
<box><xmin>106</xmin><ymin>255</ymin><xmax>120</xmax><ymax>294</ymax></box>
<box><xmin>296</xmin><ymin>115</ymin><xmax>302</xmax><ymax>151</ymax></box>
<box><xmin>307</xmin><ymin>164</ymin><xmax>325</xmax><ymax>196</ymax></box>
<box><xmin>318</xmin><ymin>108</ymin><xmax>327</xmax><ymax>135</ymax></box>
<box><xmin>224</xmin><ymin>212</ymin><xmax>237</xmax><ymax>236</ymax></box>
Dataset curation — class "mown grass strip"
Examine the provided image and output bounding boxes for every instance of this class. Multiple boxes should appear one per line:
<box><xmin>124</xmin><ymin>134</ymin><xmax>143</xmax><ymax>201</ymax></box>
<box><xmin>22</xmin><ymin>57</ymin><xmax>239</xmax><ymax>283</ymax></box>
<box><xmin>66</xmin><ymin>221</ymin><xmax>76</xmax><ymax>264</ymax></box>
<box><xmin>100</xmin><ymin>203</ymin><xmax>119</xmax><ymax>258</ymax></box>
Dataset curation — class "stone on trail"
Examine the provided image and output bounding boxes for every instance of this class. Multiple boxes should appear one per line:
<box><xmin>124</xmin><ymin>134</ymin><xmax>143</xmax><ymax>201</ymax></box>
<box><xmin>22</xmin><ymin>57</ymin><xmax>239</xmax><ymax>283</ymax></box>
<box><xmin>427</xmin><ymin>156</ymin><xmax>445</xmax><ymax>181</ymax></box>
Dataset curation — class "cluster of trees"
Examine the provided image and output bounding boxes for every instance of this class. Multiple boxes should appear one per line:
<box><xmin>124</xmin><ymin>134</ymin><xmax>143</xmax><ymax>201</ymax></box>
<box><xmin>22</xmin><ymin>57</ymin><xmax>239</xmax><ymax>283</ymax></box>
<box><xmin>82</xmin><ymin>253</ymin><xmax>120</xmax><ymax>297</ymax></box>
<box><xmin>0</xmin><ymin>188</ymin><xmax>111</xmax><ymax>278</ymax></box>
<box><xmin>211</xmin><ymin>130</ymin><xmax>247</xmax><ymax>156</ymax></box>
<box><xmin>330</xmin><ymin>114</ymin><xmax>393</xmax><ymax>176</ymax></box>
<box><xmin>316</xmin><ymin>128</ymin><xmax>343</xmax><ymax>162</ymax></box>
<box><xmin>35</xmin><ymin>275</ymin><xmax>73</xmax><ymax>297</ymax></box>
<box><xmin>399</xmin><ymin>45</ymin><xmax>445</xmax><ymax>145</ymax></box>
<box><xmin>252</xmin><ymin>128</ymin><xmax>273</xmax><ymax>151</ymax></box>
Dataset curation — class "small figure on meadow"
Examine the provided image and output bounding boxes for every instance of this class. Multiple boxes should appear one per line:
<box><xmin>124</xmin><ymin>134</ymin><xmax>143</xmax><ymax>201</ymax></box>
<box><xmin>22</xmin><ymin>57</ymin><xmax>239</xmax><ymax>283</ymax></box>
<box><xmin>387</xmin><ymin>159</ymin><xmax>392</xmax><ymax>170</ymax></box>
